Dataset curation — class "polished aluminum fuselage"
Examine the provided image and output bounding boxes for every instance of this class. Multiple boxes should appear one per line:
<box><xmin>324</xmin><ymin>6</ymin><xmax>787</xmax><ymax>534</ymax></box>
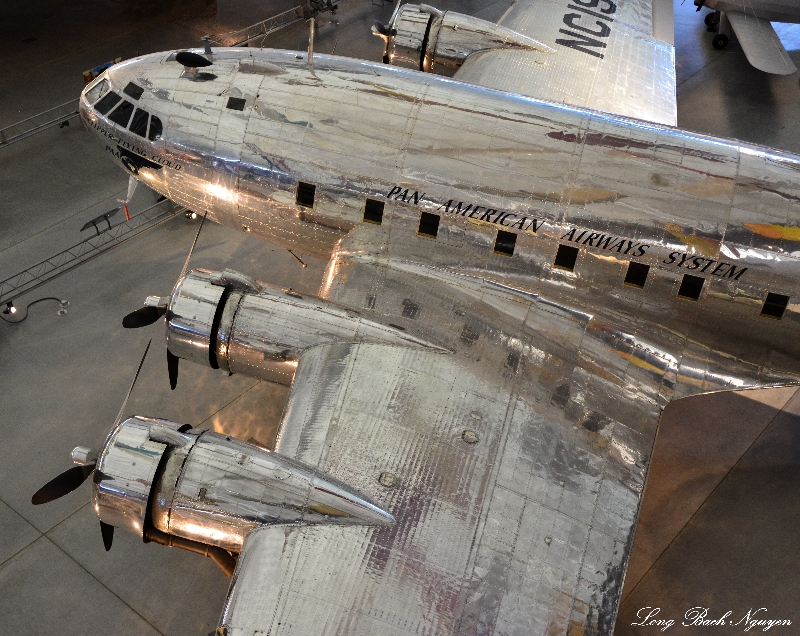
<box><xmin>81</xmin><ymin>48</ymin><xmax>800</xmax><ymax>394</ymax></box>
<box><xmin>76</xmin><ymin>47</ymin><xmax>800</xmax><ymax>635</ymax></box>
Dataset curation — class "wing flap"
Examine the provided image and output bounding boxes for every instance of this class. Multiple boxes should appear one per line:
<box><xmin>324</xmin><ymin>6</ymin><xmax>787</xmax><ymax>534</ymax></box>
<box><xmin>453</xmin><ymin>0</ymin><xmax>676</xmax><ymax>125</ymax></box>
<box><xmin>727</xmin><ymin>11</ymin><xmax>796</xmax><ymax>75</ymax></box>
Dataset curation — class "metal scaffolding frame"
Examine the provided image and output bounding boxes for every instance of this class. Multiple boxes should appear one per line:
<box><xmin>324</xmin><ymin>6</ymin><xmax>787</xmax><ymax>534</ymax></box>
<box><xmin>0</xmin><ymin>100</ymin><xmax>80</xmax><ymax>148</ymax></box>
<box><xmin>0</xmin><ymin>199</ymin><xmax>185</xmax><ymax>305</ymax></box>
<box><xmin>209</xmin><ymin>6</ymin><xmax>307</xmax><ymax>47</ymax></box>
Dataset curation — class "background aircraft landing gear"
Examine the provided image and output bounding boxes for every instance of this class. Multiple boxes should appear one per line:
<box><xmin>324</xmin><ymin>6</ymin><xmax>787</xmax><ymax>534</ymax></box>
<box><xmin>712</xmin><ymin>33</ymin><xmax>728</xmax><ymax>49</ymax></box>
<box><xmin>705</xmin><ymin>10</ymin><xmax>720</xmax><ymax>28</ymax></box>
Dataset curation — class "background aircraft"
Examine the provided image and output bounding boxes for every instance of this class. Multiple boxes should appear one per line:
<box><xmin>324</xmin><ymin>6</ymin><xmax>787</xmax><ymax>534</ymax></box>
<box><xmin>697</xmin><ymin>0</ymin><xmax>799</xmax><ymax>74</ymax></box>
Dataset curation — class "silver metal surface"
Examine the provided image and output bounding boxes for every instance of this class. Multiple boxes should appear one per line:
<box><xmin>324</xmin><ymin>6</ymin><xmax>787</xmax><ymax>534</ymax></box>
<box><xmin>165</xmin><ymin>268</ymin><xmax>449</xmax><ymax>384</ymax></box>
<box><xmin>91</xmin><ymin>415</ymin><xmax>393</xmax><ymax>556</ymax></box>
<box><xmin>166</xmin><ymin>270</ymin><xmax>225</xmax><ymax>368</ymax></box>
<box><xmin>70</xmin><ymin>446</ymin><xmax>96</xmax><ymax>466</ymax></box>
<box><xmin>455</xmin><ymin>0</ymin><xmax>677</xmax><ymax>124</ymax></box>
<box><xmin>92</xmin><ymin>416</ymin><xmax>169</xmax><ymax>537</ymax></box>
<box><xmin>380</xmin><ymin>4</ymin><xmax>551</xmax><ymax>75</ymax></box>
<box><xmin>77</xmin><ymin>41</ymin><xmax>800</xmax><ymax>636</ymax></box>
<box><xmin>166</xmin><ymin>429</ymin><xmax>394</xmax><ymax>552</ymax></box>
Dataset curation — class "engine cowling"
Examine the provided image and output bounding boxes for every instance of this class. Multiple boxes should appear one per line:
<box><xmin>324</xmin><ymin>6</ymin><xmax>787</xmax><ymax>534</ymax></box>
<box><xmin>163</xmin><ymin>268</ymin><xmax>447</xmax><ymax>385</ymax></box>
<box><xmin>373</xmin><ymin>4</ymin><xmax>552</xmax><ymax>76</ymax></box>
<box><xmin>92</xmin><ymin>416</ymin><xmax>394</xmax><ymax>569</ymax></box>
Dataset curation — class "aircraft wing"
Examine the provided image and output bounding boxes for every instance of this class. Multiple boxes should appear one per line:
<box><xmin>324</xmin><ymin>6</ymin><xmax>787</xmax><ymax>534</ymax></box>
<box><xmin>453</xmin><ymin>0</ymin><xmax>677</xmax><ymax>125</ymax></box>
<box><xmin>727</xmin><ymin>11</ymin><xmax>796</xmax><ymax>75</ymax></box>
<box><xmin>216</xmin><ymin>256</ymin><xmax>667</xmax><ymax>635</ymax></box>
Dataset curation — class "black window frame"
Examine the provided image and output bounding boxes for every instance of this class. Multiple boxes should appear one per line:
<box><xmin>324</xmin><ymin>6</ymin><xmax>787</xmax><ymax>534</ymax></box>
<box><xmin>363</xmin><ymin>199</ymin><xmax>384</xmax><ymax>224</ymax></box>
<box><xmin>296</xmin><ymin>181</ymin><xmax>316</xmax><ymax>208</ymax></box>
<box><xmin>417</xmin><ymin>212</ymin><xmax>440</xmax><ymax>238</ymax></box>
<box><xmin>677</xmin><ymin>274</ymin><xmax>704</xmax><ymax>301</ymax></box>
<box><xmin>147</xmin><ymin>116</ymin><xmax>163</xmax><ymax>141</ymax></box>
<box><xmin>94</xmin><ymin>91</ymin><xmax>121</xmax><ymax>115</ymax></box>
<box><xmin>553</xmin><ymin>244</ymin><xmax>579</xmax><ymax>271</ymax></box>
<box><xmin>107</xmin><ymin>100</ymin><xmax>135</xmax><ymax>128</ymax></box>
<box><xmin>129</xmin><ymin>108</ymin><xmax>149</xmax><ymax>138</ymax></box>
<box><xmin>761</xmin><ymin>292</ymin><xmax>790</xmax><ymax>319</ymax></box>
<box><xmin>123</xmin><ymin>82</ymin><xmax>145</xmax><ymax>100</ymax></box>
<box><xmin>494</xmin><ymin>230</ymin><xmax>517</xmax><ymax>256</ymax></box>
<box><xmin>226</xmin><ymin>96</ymin><xmax>246</xmax><ymax>111</ymax></box>
<box><xmin>624</xmin><ymin>261</ymin><xmax>650</xmax><ymax>288</ymax></box>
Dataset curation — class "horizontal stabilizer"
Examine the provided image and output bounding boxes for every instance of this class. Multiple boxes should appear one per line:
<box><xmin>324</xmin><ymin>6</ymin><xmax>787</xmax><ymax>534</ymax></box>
<box><xmin>728</xmin><ymin>11</ymin><xmax>796</xmax><ymax>75</ymax></box>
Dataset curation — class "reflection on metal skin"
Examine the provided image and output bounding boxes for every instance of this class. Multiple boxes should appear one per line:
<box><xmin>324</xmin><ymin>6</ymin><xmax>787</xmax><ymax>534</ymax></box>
<box><xmin>166</xmin><ymin>269</ymin><xmax>449</xmax><ymax>384</ymax></box>
<box><xmin>79</xmin><ymin>44</ymin><xmax>800</xmax><ymax>634</ymax></box>
<box><xmin>378</xmin><ymin>4</ymin><xmax>552</xmax><ymax>75</ymax></box>
<box><xmin>93</xmin><ymin>417</ymin><xmax>171</xmax><ymax>537</ymax></box>
<box><xmin>94</xmin><ymin>416</ymin><xmax>394</xmax><ymax>556</ymax></box>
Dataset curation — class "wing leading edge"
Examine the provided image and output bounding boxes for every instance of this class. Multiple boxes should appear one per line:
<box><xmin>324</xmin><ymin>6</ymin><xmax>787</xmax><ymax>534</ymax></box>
<box><xmin>454</xmin><ymin>0</ymin><xmax>677</xmax><ymax>125</ymax></box>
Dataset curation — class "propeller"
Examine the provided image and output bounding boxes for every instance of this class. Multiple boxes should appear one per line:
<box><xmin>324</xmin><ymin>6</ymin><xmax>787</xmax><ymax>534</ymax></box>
<box><xmin>121</xmin><ymin>211</ymin><xmax>207</xmax><ymax>390</ymax></box>
<box><xmin>167</xmin><ymin>349</ymin><xmax>179</xmax><ymax>391</ymax></box>
<box><xmin>122</xmin><ymin>305</ymin><xmax>165</xmax><ymax>328</ymax></box>
<box><xmin>31</xmin><ymin>464</ymin><xmax>95</xmax><ymax>505</ymax></box>
<box><xmin>30</xmin><ymin>340</ymin><xmax>152</xmax><ymax>552</ymax></box>
<box><xmin>100</xmin><ymin>521</ymin><xmax>114</xmax><ymax>551</ymax></box>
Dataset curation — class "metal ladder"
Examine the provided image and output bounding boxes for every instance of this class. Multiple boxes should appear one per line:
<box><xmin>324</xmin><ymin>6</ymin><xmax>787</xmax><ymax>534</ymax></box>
<box><xmin>0</xmin><ymin>100</ymin><xmax>80</xmax><ymax>149</ymax></box>
<box><xmin>0</xmin><ymin>199</ymin><xmax>185</xmax><ymax>305</ymax></box>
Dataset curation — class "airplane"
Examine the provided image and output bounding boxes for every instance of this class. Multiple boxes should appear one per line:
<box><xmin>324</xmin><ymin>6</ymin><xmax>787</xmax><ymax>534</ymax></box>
<box><xmin>696</xmin><ymin>0</ymin><xmax>799</xmax><ymax>74</ymax></box>
<box><xmin>31</xmin><ymin>0</ymin><xmax>800</xmax><ymax>633</ymax></box>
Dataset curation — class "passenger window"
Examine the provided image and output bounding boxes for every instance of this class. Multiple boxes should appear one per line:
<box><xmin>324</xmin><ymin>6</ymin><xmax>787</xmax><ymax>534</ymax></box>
<box><xmin>85</xmin><ymin>79</ymin><xmax>109</xmax><ymax>104</ymax></box>
<box><xmin>494</xmin><ymin>230</ymin><xmax>516</xmax><ymax>256</ymax></box>
<box><xmin>624</xmin><ymin>262</ymin><xmax>649</xmax><ymax>288</ymax></box>
<box><xmin>677</xmin><ymin>274</ymin><xmax>704</xmax><ymax>300</ymax></box>
<box><xmin>123</xmin><ymin>82</ymin><xmax>144</xmax><ymax>100</ymax></box>
<box><xmin>148</xmin><ymin>116</ymin><xmax>163</xmax><ymax>141</ymax></box>
<box><xmin>761</xmin><ymin>293</ymin><xmax>789</xmax><ymax>319</ymax></box>
<box><xmin>108</xmin><ymin>100</ymin><xmax>135</xmax><ymax>127</ymax></box>
<box><xmin>363</xmin><ymin>199</ymin><xmax>384</xmax><ymax>224</ymax></box>
<box><xmin>95</xmin><ymin>91</ymin><xmax>121</xmax><ymax>115</ymax></box>
<box><xmin>226</xmin><ymin>97</ymin><xmax>246</xmax><ymax>111</ymax></box>
<box><xmin>296</xmin><ymin>182</ymin><xmax>315</xmax><ymax>208</ymax></box>
<box><xmin>418</xmin><ymin>212</ymin><xmax>439</xmax><ymax>238</ymax></box>
<box><xmin>553</xmin><ymin>244</ymin><xmax>579</xmax><ymax>271</ymax></box>
<box><xmin>129</xmin><ymin>109</ymin><xmax>149</xmax><ymax>137</ymax></box>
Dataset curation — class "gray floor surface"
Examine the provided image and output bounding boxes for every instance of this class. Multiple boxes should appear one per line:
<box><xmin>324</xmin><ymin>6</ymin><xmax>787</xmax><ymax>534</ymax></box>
<box><xmin>1</xmin><ymin>0</ymin><xmax>799</xmax><ymax>634</ymax></box>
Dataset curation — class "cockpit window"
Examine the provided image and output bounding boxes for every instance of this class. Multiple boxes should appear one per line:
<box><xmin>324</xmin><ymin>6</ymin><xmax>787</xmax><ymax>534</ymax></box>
<box><xmin>108</xmin><ymin>100</ymin><xmax>135</xmax><ymax>127</ymax></box>
<box><xmin>95</xmin><ymin>91</ymin><xmax>121</xmax><ymax>115</ymax></box>
<box><xmin>123</xmin><ymin>82</ymin><xmax>144</xmax><ymax>100</ymax></box>
<box><xmin>129</xmin><ymin>108</ymin><xmax>149</xmax><ymax>137</ymax></box>
<box><xmin>85</xmin><ymin>79</ymin><xmax>109</xmax><ymax>104</ymax></box>
<box><xmin>148</xmin><ymin>116</ymin><xmax>163</xmax><ymax>141</ymax></box>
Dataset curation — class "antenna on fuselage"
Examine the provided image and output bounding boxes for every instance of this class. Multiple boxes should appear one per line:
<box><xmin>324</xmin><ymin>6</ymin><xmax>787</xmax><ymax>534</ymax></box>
<box><xmin>175</xmin><ymin>51</ymin><xmax>213</xmax><ymax>79</ymax></box>
<box><xmin>307</xmin><ymin>17</ymin><xmax>316</xmax><ymax>67</ymax></box>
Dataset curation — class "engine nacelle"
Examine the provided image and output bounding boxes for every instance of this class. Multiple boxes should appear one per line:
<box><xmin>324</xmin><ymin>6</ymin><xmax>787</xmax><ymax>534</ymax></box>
<box><xmin>92</xmin><ymin>416</ymin><xmax>394</xmax><ymax>562</ymax></box>
<box><xmin>373</xmin><ymin>4</ymin><xmax>552</xmax><ymax>76</ymax></box>
<box><xmin>164</xmin><ymin>268</ymin><xmax>447</xmax><ymax>385</ymax></box>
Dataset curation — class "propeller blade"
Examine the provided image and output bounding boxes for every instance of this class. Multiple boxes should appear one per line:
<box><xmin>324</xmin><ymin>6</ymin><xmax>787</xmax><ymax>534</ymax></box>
<box><xmin>167</xmin><ymin>349</ymin><xmax>179</xmax><ymax>391</ymax></box>
<box><xmin>122</xmin><ymin>305</ymin><xmax>166</xmax><ymax>329</ymax></box>
<box><xmin>113</xmin><ymin>339</ymin><xmax>152</xmax><ymax>428</ymax></box>
<box><xmin>31</xmin><ymin>463</ymin><xmax>95</xmax><ymax>505</ymax></box>
<box><xmin>100</xmin><ymin>521</ymin><xmax>114</xmax><ymax>551</ymax></box>
<box><xmin>177</xmin><ymin>210</ymin><xmax>208</xmax><ymax>283</ymax></box>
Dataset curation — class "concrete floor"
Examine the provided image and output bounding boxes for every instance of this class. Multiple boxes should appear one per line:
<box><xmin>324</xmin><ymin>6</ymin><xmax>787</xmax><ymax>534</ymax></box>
<box><xmin>1</xmin><ymin>0</ymin><xmax>799</xmax><ymax>634</ymax></box>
